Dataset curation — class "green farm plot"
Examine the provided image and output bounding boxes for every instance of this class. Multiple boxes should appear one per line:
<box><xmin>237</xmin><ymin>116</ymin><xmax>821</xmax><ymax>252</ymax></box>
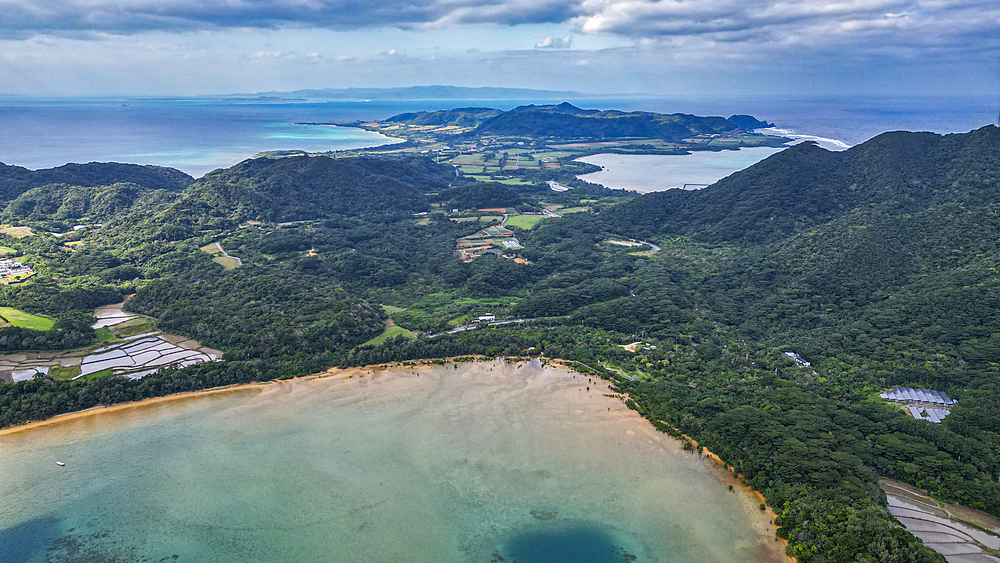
<box><xmin>479</xmin><ymin>215</ymin><xmax>503</xmax><ymax>223</ymax></box>
<box><xmin>450</xmin><ymin>154</ymin><xmax>485</xmax><ymax>165</ymax></box>
<box><xmin>94</xmin><ymin>327</ymin><xmax>118</xmax><ymax>343</ymax></box>
<box><xmin>50</xmin><ymin>365</ymin><xmax>82</xmax><ymax>380</ymax></box>
<box><xmin>361</xmin><ymin>325</ymin><xmax>415</xmax><ymax>347</ymax></box>
<box><xmin>381</xmin><ymin>304</ymin><xmax>407</xmax><ymax>315</ymax></box>
<box><xmin>505</xmin><ymin>215</ymin><xmax>545</xmax><ymax>229</ymax></box>
<box><xmin>0</xmin><ymin>307</ymin><xmax>55</xmax><ymax>330</ymax></box>
<box><xmin>492</xmin><ymin>178</ymin><xmax>534</xmax><ymax>185</ymax></box>
<box><xmin>109</xmin><ymin>318</ymin><xmax>156</xmax><ymax>338</ymax></box>
<box><xmin>0</xmin><ymin>246</ymin><xmax>14</xmax><ymax>255</ymax></box>
<box><xmin>558</xmin><ymin>207</ymin><xmax>587</xmax><ymax>214</ymax></box>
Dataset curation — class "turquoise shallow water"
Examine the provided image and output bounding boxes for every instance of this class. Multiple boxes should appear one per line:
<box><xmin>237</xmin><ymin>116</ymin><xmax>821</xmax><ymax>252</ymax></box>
<box><xmin>0</xmin><ymin>362</ymin><xmax>782</xmax><ymax>563</ymax></box>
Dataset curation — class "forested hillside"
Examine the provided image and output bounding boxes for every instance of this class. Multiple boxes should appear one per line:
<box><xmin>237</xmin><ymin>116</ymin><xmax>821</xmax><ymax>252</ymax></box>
<box><xmin>602</xmin><ymin>125</ymin><xmax>1000</xmax><ymax>243</ymax></box>
<box><xmin>2</xmin><ymin>182</ymin><xmax>180</xmax><ymax>226</ymax></box>
<box><xmin>175</xmin><ymin>155</ymin><xmax>453</xmax><ymax>223</ymax></box>
<box><xmin>0</xmin><ymin>161</ymin><xmax>193</xmax><ymax>203</ymax></box>
<box><xmin>3</xmin><ymin>126</ymin><xmax>1000</xmax><ymax>562</ymax></box>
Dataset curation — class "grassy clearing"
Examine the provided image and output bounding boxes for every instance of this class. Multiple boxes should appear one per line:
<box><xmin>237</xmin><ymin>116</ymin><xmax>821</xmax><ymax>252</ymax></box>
<box><xmin>558</xmin><ymin>207</ymin><xmax>587</xmax><ymax>214</ymax></box>
<box><xmin>479</xmin><ymin>215</ymin><xmax>503</xmax><ymax>223</ymax></box>
<box><xmin>0</xmin><ymin>307</ymin><xmax>54</xmax><ymax>330</ymax></box>
<box><xmin>0</xmin><ymin>226</ymin><xmax>33</xmax><ymax>238</ymax></box>
<box><xmin>0</xmin><ymin>246</ymin><xmax>14</xmax><ymax>255</ymax></box>
<box><xmin>381</xmin><ymin>304</ymin><xmax>407</xmax><ymax>315</ymax></box>
<box><xmin>505</xmin><ymin>215</ymin><xmax>545</xmax><ymax>229</ymax></box>
<box><xmin>361</xmin><ymin>325</ymin><xmax>415</xmax><ymax>347</ymax></box>
<box><xmin>212</xmin><ymin>256</ymin><xmax>241</xmax><ymax>270</ymax></box>
<box><xmin>199</xmin><ymin>242</ymin><xmax>223</xmax><ymax>254</ymax></box>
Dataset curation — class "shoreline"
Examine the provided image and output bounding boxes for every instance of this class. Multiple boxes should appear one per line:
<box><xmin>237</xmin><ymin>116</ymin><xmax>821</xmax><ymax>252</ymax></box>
<box><xmin>0</xmin><ymin>356</ymin><xmax>793</xmax><ymax>562</ymax></box>
<box><xmin>0</xmin><ymin>381</ymin><xmax>270</xmax><ymax>438</ymax></box>
<box><xmin>0</xmin><ymin>358</ymin><xmax>493</xmax><ymax>437</ymax></box>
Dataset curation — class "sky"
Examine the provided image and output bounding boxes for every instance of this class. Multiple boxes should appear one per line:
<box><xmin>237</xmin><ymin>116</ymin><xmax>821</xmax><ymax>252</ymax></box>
<box><xmin>0</xmin><ymin>0</ymin><xmax>998</xmax><ymax>96</ymax></box>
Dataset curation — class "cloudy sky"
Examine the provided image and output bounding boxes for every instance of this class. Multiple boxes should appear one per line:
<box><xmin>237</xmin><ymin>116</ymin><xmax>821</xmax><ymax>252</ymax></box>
<box><xmin>1</xmin><ymin>0</ymin><xmax>998</xmax><ymax>95</ymax></box>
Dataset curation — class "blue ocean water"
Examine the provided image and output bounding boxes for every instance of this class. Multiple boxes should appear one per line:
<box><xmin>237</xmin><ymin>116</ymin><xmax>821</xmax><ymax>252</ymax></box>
<box><xmin>0</xmin><ymin>95</ymin><xmax>995</xmax><ymax>178</ymax></box>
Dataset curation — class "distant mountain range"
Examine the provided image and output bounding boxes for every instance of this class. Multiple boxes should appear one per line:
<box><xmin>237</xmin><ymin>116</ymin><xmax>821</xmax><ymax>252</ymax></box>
<box><xmin>234</xmin><ymin>85</ymin><xmax>589</xmax><ymax>100</ymax></box>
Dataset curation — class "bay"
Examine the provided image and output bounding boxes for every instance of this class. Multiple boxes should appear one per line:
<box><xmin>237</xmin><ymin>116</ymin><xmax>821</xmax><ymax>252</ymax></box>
<box><xmin>576</xmin><ymin>148</ymin><xmax>784</xmax><ymax>193</ymax></box>
<box><xmin>1</xmin><ymin>95</ymin><xmax>994</xmax><ymax>179</ymax></box>
<box><xmin>0</xmin><ymin>361</ymin><xmax>785</xmax><ymax>563</ymax></box>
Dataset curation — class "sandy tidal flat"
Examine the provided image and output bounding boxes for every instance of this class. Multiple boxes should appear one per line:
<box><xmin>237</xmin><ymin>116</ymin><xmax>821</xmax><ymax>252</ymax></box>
<box><xmin>0</xmin><ymin>360</ymin><xmax>786</xmax><ymax>563</ymax></box>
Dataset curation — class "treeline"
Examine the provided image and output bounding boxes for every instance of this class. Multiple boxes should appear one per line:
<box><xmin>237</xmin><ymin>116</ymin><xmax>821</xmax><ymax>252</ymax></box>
<box><xmin>0</xmin><ymin>312</ymin><xmax>96</xmax><ymax>352</ymax></box>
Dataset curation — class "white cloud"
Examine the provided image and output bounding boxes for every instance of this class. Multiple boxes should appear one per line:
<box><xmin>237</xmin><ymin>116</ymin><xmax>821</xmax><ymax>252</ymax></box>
<box><xmin>535</xmin><ymin>35</ymin><xmax>573</xmax><ymax>48</ymax></box>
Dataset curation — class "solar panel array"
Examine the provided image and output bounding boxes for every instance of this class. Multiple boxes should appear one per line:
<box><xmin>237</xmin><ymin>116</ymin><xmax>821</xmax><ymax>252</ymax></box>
<box><xmin>878</xmin><ymin>387</ymin><xmax>956</xmax><ymax>405</ymax></box>
<box><xmin>906</xmin><ymin>407</ymin><xmax>951</xmax><ymax>424</ymax></box>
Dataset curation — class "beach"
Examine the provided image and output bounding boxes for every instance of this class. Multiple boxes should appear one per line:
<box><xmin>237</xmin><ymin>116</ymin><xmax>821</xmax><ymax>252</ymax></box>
<box><xmin>0</xmin><ymin>359</ymin><xmax>788</xmax><ymax>562</ymax></box>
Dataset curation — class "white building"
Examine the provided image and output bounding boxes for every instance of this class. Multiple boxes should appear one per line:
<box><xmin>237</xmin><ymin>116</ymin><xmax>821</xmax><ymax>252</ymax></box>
<box><xmin>0</xmin><ymin>259</ymin><xmax>32</xmax><ymax>278</ymax></box>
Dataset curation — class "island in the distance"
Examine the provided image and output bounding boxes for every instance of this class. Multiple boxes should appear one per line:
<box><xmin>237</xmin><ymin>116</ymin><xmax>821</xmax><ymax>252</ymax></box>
<box><xmin>274</xmin><ymin>103</ymin><xmax>786</xmax><ymax>187</ymax></box>
<box><xmin>2</xmin><ymin>103</ymin><xmax>999</xmax><ymax>563</ymax></box>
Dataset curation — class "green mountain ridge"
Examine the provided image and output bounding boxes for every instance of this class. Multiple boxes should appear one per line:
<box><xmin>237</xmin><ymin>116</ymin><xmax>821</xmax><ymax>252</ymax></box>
<box><xmin>1</xmin><ymin>182</ymin><xmax>180</xmax><ymax>225</ymax></box>
<box><xmin>602</xmin><ymin>126</ymin><xmax>1000</xmax><ymax>243</ymax></box>
<box><xmin>0</xmin><ymin>161</ymin><xmax>194</xmax><ymax>205</ymax></box>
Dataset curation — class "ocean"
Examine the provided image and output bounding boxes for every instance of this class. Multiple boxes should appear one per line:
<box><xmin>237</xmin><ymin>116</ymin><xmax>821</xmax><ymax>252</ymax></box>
<box><xmin>0</xmin><ymin>95</ymin><xmax>995</xmax><ymax>178</ymax></box>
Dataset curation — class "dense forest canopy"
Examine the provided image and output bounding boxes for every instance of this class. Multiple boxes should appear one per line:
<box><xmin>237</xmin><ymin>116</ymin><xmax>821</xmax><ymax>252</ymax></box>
<box><xmin>0</xmin><ymin>161</ymin><xmax>193</xmax><ymax>204</ymax></box>
<box><xmin>3</xmin><ymin>123</ymin><xmax>1000</xmax><ymax>562</ymax></box>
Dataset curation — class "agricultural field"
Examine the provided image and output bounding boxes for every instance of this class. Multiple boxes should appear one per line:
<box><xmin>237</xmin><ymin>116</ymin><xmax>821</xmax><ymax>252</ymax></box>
<box><xmin>455</xmin><ymin>225</ymin><xmax>521</xmax><ymax>261</ymax></box>
<box><xmin>0</xmin><ymin>226</ymin><xmax>34</xmax><ymax>238</ymax></box>
<box><xmin>0</xmin><ymin>307</ymin><xmax>55</xmax><ymax>331</ymax></box>
<box><xmin>0</xmin><ymin>246</ymin><xmax>14</xmax><ymax>256</ymax></box>
<box><xmin>505</xmin><ymin>215</ymin><xmax>545</xmax><ymax>229</ymax></box>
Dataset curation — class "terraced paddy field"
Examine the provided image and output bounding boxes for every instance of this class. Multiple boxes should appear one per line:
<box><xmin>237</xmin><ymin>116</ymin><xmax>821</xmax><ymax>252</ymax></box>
<box><xmin>0</xmin><ymin>361</ymin><xmax>787</xmax><ymax>563</ymax></box>
<box><xmin>0</xmin><ymin>303</ymin><xmax>221</xmax><ymax>383</ymax></box>
<box><xmin>881</xmin><ymin>479</ymin><xmax>1000</xmax><ymax>563</ymax></box>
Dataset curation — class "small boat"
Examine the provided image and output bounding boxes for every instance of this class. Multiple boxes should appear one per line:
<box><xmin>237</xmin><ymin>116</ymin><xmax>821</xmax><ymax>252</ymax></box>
<box><xmin>56</xmin><ymin>462</ymin><xmax>65</xmax><ymax>466</ymax></box>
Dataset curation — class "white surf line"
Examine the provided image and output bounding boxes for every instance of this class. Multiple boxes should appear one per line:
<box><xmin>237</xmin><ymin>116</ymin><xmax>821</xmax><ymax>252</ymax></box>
<box><xmin>757</xmin><ymin>127</ymin><xmax>852</xmax><ymax>152</ymax></box>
